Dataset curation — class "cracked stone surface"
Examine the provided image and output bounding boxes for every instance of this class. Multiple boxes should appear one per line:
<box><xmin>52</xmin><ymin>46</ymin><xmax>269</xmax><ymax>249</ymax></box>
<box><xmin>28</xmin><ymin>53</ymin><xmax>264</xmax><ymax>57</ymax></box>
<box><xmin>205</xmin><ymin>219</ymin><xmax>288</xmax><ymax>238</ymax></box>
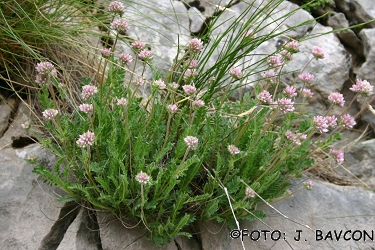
<box><xmin>1</xmin><ymin>0</ymin><xmax>375</xmax><ymax>249</ymax></box>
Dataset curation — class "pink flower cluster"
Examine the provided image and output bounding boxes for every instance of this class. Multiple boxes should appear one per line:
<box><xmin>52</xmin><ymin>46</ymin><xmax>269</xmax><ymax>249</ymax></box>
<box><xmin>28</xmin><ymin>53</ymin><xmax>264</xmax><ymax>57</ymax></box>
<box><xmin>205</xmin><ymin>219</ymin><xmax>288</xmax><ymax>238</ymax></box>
<box><xmin>284</xmin><ymin>40</ymin><xmax>299</xmax><ymax>53</ymax></box>
<box><xmin>349</xmin><ymin>79</ymin><xmax>373</xmax><ymax>95</ymax></box>
<box><xmin>35</xmin><ymin>61</ymin><xmax>57</xmax><ymax>84</ymax></box>
<box><xmin>267</xmin><ymin>55</ymin><xmax>282</xmax><ymax>67</ymax></box>
<box><xmin>184</xmin><ymin>136</ymin><xmax>199</xmax><ymax>150</ymax></box>
<box><xmin>110</xmin><ymin>18</ymin><xmax>129</xmax><ymax>32</ymax></box>
<box><xmin>313</xmin><ymin>116</ymin><xmax>329</xmax><ymax>133</ymax></box>
<box><xmin>138</xmin><ymin>50</ymin><xmax>153</xmax><ymax>61</ymax></box>
<box><xmin>184</xmin><ymin>69</ymin><xmax>198</xmax><ymax>79</ymax></box>
<box><xmin>79</xmin><ymin>103</ymin><xmax>93</xmax><ymax>113</ymax></box>
<box><xmin>330</xmin><ymin>148</ymin><xmax>344</xmax><ymax>164</ymax></box>
<box><xmin>168</xmin><ymin>104</ymin><xmax>178</xmax><ymax>113</ymax></box>
<box><xmin>257</xmin><ymin>90</ymin><xmax>272</xmax><ymax>104</ymax></box>
<box><xmin>188</xmin><ymin>38</ymin><xmax>203</xmax><ymax>53</ymax></box>
<box><xmin>228</xmin><ymin>145</ymin><xmax>240</xmax><ymax>155</ymax></box>
<box><xmin>277</xmin><ymin>98</ymin><xmax>294</xmax><ymax>113</ymax></box>
<box><xmin>182</xmin><ymin>85</ymin><xmax>196</xmax><ymax>95</ymax></box>
<box><xmin>303</xmin><ymin>180</ymin><xmax>314</xmax><ymax>190</ymax></box>
<box><xmin>328</xmin><ymin>92</ymin><xmax>345</xmax><ymax>107</ymax></box>
<box><xmin>192</xmin><ymin>99</ymin><xmax>205</xmax><ymax>108</ymax></box>
<box><xmin>229</xmin><ymin>67</ymin><xmax>243</xmax><ymax>79</ymax></box>
<box><xmin>133</xmin><ymin>78</ymin><xmax>144</xmax><ymax>86</ymax></box>
<box><xmin>119</xmin><ymin>53</ymin><xmax>133</xmax><ymax>65</ymax></box>
<box><xmin>108</xmin><ymin>1</ymin><xmax>125</xmax><ymax>15</ymax></box>
<box><xmin>42</xmin><ymin>109</ymin><xmax>59</xmax><ymax>120</ymax></box>
<box><xmin>76</xmin><ymin>131</ymin><xmax>95</xmax><ymax>147</ymax></box>
<box><xmin>340</xmin><ymin>114</ymin><xmax>356</xmax><ymax>128</ymax></box>
<box><xmin>116</xmin><ymin>97</ymin><xmax>128</xmax><ymax>106</ymax></box>
<box><xmin>261</xmin><ymin>71</ymin><xmax>276</xmax><ymax>83</ymax></box>
<box><xmin>185</xmin><ymin>59</ymin><xmax>198</xmax><ymax>68</ymax></box>
<box><xmin>312</xmin><ymin>46</ymin><xmax>325</xmax><ymax>59</ymax></box>
<box><xmin>136</xmin><ymin>171</ymin><xmax>150</xmax><ymax>185</ymax></box>
<box><xmin>285</xmin><ymin>130</ymin><xmax>307</xmax><ymax>146</ymax></box>
<box><xmin>131</xmin><ymin>41</ymin><xmax>146</xmax><ymax>51</ymax></box>
<box><xmin>81</xmin><ymin>85</ymin><xmax>98</xmax><ymax>101</ymax></box>
<box><xmin>283</xmin><ymin>86</ymin><xmax>297</xmax><ymax>98</ymax></box>
<box><xmin>302</xmin><ymin>88</ymin><xmax>314</xmax><ymax>98</ymax></box>
<box><xmin>299</xmin><ymin>73</ymin><xmax>314</xmax><ymax>83</ymax></box>
<box><xmin>153</xmin><ymin>80</ymin><xmax>166</xmax><ymax>90</ymax></box>
<box><xmin>245</xmin><ymin>187</ymin><xmax>256</xmax><ymax>198</ymax></box>
<box><xmin>101</xmin><ymin>48</ymin><xmax>112</xmax><ymax>57</ymax></box>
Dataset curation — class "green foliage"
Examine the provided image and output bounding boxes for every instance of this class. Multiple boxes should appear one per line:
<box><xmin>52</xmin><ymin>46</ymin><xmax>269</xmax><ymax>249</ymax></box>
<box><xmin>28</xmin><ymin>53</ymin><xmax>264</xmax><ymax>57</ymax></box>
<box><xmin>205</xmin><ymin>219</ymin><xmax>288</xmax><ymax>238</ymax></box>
<box><xmin>297</xmin><ymin>0</ymin><xmax>333</xmax><ymax>12</ymax></box>
<box><xmin>27</xmin><ymin>0</ymin><xmax>352</xmax><ymax>246</ymax></box>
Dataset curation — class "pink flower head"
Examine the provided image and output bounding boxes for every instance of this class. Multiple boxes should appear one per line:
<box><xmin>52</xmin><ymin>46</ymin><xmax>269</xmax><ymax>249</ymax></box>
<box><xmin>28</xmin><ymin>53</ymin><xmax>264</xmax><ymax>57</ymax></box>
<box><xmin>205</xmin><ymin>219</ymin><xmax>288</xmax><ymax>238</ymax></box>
<box><xmin>136</xmin><ymin>171</ymin><xmax>150</xmax><ymax>185</ymax></box>
<box><xmin>76</xmin><ymin>131</ymin><xmax>95</xmax><ymax>147</ymax></box>
<box><xmin>192</xmin><ymin>99</ymin><xmax>205</xmax><ymax>108</ymax></box>
<box><xmin>42</xmin><ymin>109</ymin><xmax>58</xmax><ymax>120</ymax></box>
<box><xmin>325</xmin><ymin>115</ymin><xmax>337</xmax><ymax>128</ymax></box>
<box><xmin>229</xmin><ymin>67</ymin><xmax>243</xmax><ymax>79</ymax></box>
<box><xmin>182</xmin><ymin>84</ymin><xmax>196</xmax><ymax>95</ymax></box>
<box><xmin>81</xmin><ymin>85</ymin><xmax>98</xmax><ymax>101</ymax></box>
<box><xmin>285</xmin><ymin>130</ymin><xmax>306</xmax><ymax>146</ymax></box>
<box><xmin>267</xmin><ymin>55</ymin><xmax>283</xmax><ymax>67</ymax></box>
<box><xmin>184</xmin><ymin>69</ymin><xmax>198</xmax><ymax>79</ymax></box>
<box><xmin>283</xmin><ymin>85</ymin><xmax>297</xmax><ymax>98</ymax></box>
<box><xmin>21</xmin><ymin>121</ymin><xmax>31</xmax><ymax>130</ymax></box>
<box><xmin>101</xmin><ymin>48</ymin><xmax>112</xmax><ymax>57</ymax></box>
<box><xmin>131</xmin><ymin>41</ymin><xmax>146</xmax><ymax>51</ymax></box>
<box><xmin>328</xmin><ymin>92</ymin><xmax>345</xmax><ymax>107</ymax></box>
<box><xmin>228</xmin><ymin>145</ymin><xmax>240</xmax><ymax>155</ymax></box>
<box><xmin>35</xmin><ymin>61</ymin><xmax>57</xmax><ymax>84</ymax></box>
<box><xmin>277</xmin><ymin>98</ymin><xmax>294</xmax><ymax>113</ymax></box>
<box><xmin>312</xmin><ymin>46</ymin><xmax>325</xmax><ymax>59</ymax></box>
<box><xmin>35</xmin><ymin>61</ymin><xmax>57</xmax><ymax>76</ymax></box>
<box><xmin>330</xmin><ymin>148</ymin><xmax>344</xmax><ymax>164</ymax></box>
<box><xmin>188</xmin><ymin>38</ymin><xmax>203</xmax><ymax>53</ymax></box>
<box><xmin>261</xmin><ymin>71</ymin><xmax>276</xmax><ymax>83</ymax></box>
<box><xmin>170</xmin><ymin>82</ymin><xmax>179</xmax><ymax>89</ymax></box>
<box><xmin>110</xmin><ymin>18</ymin><xmax>129</xmax><ymax>33</ymax></box>
<box><xmin>349</xmin><ymin>79</ymin><xmax>373</xmax><ymax>95</ymax></box>
<box><xmin>133</xmin><ymin>78</ymin><xmax>144</xmax><ymax>86</ymax></box>
<box><xmin>168</xmin><ymin>104</ymin><xmax>178</xmax><ymax>113</ymax></box>
<box><xmin>185</xmin><ymin>59</ymin><xmax>198</xmax><ymax>68</ymax></box>
<box><xmin>138</xmin><ymin>50</ymin><xmax>153</xmax><ymax>61</ymax></box>
<box><xmin>245</xmin><ymin>187</ymin><xmax>256</xmax><ymax>198</ymax></box>
<box><xmin>313</xmin><ymin>116</ymin><xmax>328</xmax><ymax>133</ymax></box>
<box><xmin>116</xmin><ymin>97</ymin><xmax>128</xmax><ymax>106</ymax></box>
<box><xmin>257</xmin><ymin>90</ymin><xmax>273</xmax><ymax>104</ymax></box>
<box><xmin>303</xmin><ymin>180</ymin><xmax>314</xmax><ymax>191</ymax></box>
<box><xmin>79</xmin><ymin>103</ymin><xmax>93</xmax><ymax>113</ymax></box>
<box><xmin>280</xmin><ymin>50</ymin><xmax>293</xmax><ymax>61</ymax></box>
<box><xmin>119</xmin><ymin>53</ymin><xmax>133</xmax><ymax>65</ymax></box>
<box><xmin>153</xmin><ymin>80</ymin><xmax>166</xmax><ymax>90</ymax></box>
<box><xmin>184</xmin><ymin>136</ymin><xmax>199</xmax><ymax>150</ymax></box>
<box><xmin>108</xmin><ymin>1</ymin><xmax>125</xmax><ymax>15</ymax></box>
<box><xmin>340</xmin><ymin>114</ymin><xmax>356</xmax><ymax>128</ymax></box>
<box><xmin>284</xmin><ymin>40</ymin><xmax>299</xmax><ymax>53</ymax></box>
<box><xmin>299</xmin><ymin>73</ymin><xmax>314</xmax><ymax>83</ymax></box>
<box><xmin>302</xmin><ymin>88</ymin><xmax>314</xmax><ymax>98</ymax></box>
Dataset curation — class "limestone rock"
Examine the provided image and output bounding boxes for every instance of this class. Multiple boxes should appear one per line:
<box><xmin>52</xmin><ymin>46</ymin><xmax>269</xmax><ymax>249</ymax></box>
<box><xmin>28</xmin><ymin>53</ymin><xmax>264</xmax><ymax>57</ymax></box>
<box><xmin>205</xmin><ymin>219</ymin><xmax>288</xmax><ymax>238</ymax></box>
<box><xmin>188</xmin><ymin>7</ymin><xmax>206</xmax><ymax>33</ymax></box>
<box><xmin>335</xmin><ymin>0</ymin><xmax>375</xmax><ymax>28</ymax></box>
<box><xmin>199</xmin><ymin>179</ymin><xmax>375</xmax><ymax>250</ymax></box>
<box><xmin>0</xmin><ymin>144</ymin><xmax>62</xmax><ymax>250</ymax></box>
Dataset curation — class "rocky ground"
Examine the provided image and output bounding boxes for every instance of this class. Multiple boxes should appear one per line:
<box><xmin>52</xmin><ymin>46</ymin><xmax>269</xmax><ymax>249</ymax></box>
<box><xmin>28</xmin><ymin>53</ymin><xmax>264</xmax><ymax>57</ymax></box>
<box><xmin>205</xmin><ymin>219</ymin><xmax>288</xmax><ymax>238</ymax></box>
<box><xmin>1</xmin><ymin>0</ymin><xmax>375</xmax><ymax>249</ymax></box>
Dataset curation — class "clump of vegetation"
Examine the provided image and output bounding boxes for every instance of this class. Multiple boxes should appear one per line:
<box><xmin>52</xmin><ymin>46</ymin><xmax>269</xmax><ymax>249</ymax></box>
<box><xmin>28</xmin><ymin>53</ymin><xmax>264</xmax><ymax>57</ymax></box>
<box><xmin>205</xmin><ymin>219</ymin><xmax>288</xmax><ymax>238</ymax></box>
<box><xmin>12</xmin><ymin>0</ymin><xmax>372</xmax><ymax>247</ymax></box>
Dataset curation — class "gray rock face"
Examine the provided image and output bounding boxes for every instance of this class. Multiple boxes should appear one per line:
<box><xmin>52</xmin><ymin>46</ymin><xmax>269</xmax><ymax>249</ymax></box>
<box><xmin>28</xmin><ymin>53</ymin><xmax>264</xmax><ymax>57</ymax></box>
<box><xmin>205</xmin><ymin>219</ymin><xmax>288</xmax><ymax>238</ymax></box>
<box><xmin>188</xmin><ymin>7</ymin><xmax>205</xmax><ymax>33</ymax></box>
<box><xmin>335</xmin><ymin>0</ymin><xmax>375</xmax><ymax>28</ymax></box>
<box><xmin>0</xmin><ymin>144</ymin><xmax>61</xmax><ymax>250</ymax></box>
<box><xmin>341</xmin><ymin>139</ymin><xmax>375</xmax><ymax>188</ymax></box>
<box><xmin>198</xmin><ymin>179</ymin><xmax>375</xmax><ymax>250</ymax></box>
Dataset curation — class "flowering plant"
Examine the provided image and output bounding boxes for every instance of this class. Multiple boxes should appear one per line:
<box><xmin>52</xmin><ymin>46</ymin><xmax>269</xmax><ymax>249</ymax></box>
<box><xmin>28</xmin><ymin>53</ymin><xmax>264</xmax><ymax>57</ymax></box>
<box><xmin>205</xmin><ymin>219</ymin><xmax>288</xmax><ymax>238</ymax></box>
<box><xmin>29</xmin><ymin>0</ymin><xmax>372</xmax><ymax>246</ymax></box>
